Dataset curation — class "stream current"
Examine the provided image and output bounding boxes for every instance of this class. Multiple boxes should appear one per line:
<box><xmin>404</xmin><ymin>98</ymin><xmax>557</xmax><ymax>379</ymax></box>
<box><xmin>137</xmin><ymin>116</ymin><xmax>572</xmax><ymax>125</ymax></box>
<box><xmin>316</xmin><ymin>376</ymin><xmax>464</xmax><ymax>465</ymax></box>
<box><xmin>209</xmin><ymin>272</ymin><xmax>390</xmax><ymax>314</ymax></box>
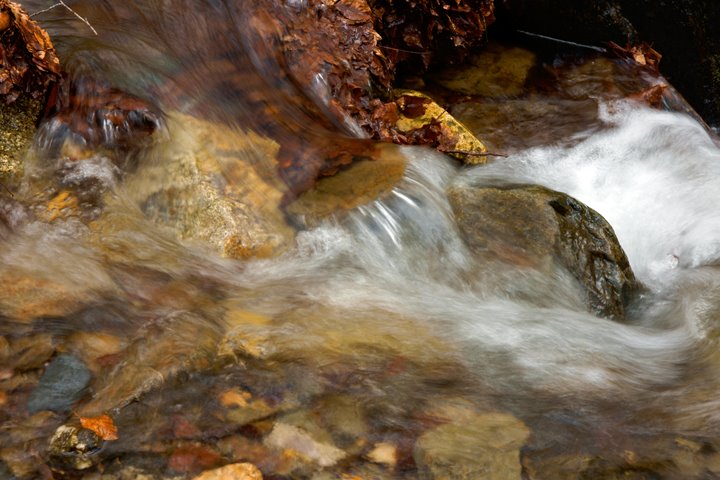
<box><xmin>3</xmin><ymin>1</ymin><xmax>720</xmax><ymax>478</ymax></box>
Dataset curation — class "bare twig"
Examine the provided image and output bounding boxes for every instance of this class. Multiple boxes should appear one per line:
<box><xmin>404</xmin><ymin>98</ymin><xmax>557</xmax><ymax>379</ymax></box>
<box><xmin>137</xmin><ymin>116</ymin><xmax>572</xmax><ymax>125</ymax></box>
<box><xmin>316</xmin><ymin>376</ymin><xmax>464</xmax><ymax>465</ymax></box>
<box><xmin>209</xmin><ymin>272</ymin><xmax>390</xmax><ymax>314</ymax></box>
<box><xmin>31</xmin><ymin>1</ymin><xmax>97</xmax><ymax>36</ymax></box>
<box><xmin>442</xmin><ymin>150</ymin><xmax>508</xmax><ymax>158</ymax></box>
<box><xmin>0</xmin><ymin>181</ymin><xmax>14</xmax><ymax>198</ymax></box>
<box><xmin>378</xmin><ymin>45</ymin><xmax>431</xmax><ymax>56</ymax></box>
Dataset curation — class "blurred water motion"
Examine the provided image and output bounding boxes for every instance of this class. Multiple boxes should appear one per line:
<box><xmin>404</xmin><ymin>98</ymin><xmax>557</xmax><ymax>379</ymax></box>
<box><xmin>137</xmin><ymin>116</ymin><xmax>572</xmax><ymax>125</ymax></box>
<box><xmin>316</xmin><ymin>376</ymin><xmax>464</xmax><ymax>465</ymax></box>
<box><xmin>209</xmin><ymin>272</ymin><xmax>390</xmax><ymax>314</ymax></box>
<box><xmin>2</xmin><ymin>1</ymin><xmax>720</xmax><ymax>478</ymax></box>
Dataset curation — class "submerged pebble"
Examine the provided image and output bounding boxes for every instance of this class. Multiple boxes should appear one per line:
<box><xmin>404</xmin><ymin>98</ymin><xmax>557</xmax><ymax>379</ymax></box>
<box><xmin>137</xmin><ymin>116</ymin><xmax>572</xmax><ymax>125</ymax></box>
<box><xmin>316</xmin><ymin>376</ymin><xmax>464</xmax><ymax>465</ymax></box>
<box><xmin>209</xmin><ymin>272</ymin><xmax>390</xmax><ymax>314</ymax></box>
<box><xmin>414</xmin><ymin>412</ymin><xmax>529</xmax><ymax>480</ymax></box>
<box><xmin>27</xmin><ymin>354</ymin><xmax>91</xmax><ymax>413</ymax></box>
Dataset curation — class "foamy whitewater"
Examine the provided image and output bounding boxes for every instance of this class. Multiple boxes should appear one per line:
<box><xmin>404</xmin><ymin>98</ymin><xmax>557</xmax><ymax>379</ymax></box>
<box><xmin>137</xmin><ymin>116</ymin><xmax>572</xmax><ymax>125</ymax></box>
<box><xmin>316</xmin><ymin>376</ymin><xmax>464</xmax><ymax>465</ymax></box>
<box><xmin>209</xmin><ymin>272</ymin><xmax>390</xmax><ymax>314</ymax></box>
<box><xmin>232</xmin><ymin>104</ymin><xmax>720</xmax><ymax>429</ymax></box>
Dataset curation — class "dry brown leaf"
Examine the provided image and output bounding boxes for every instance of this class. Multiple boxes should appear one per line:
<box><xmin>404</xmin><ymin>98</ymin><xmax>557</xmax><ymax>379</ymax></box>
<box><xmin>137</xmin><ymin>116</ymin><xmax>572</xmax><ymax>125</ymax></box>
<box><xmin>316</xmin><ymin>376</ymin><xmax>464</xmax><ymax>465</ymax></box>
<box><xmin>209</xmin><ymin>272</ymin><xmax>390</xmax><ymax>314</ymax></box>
<box><xmin>607</xmin><ymin>41</ymin><xmax>662</xmax><ymax>71</ymax></box>
<box><xmin>79</xmin><ymin>414</ymin><xmax>119</xmax><ymax>440</ymax></box>
<box><xmin>0</xmin><ymin>0</ymin><xmax>61</xmax><ymax>102</ymax></box>
<box><xmin>45</xmin><ymin>190</ymin><xmax>78</xmax><ymax>221</ymax></box>
<box><xmin>627</xmin><ymin>83</ymin><xmax>667</xmax><ymax>108</ymax></box>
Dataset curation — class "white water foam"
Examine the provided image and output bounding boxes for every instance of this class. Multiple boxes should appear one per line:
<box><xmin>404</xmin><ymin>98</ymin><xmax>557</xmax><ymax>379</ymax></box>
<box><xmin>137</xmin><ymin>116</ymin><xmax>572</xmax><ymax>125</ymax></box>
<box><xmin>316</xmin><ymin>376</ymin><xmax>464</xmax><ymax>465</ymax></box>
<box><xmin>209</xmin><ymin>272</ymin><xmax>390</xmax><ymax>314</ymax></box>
<box><xmin>462</xmin><ymin>103</ymin><xmax>720</xmax><ymax>289</ymax></box>
<box><xmin>236</xmin><ymin>108</ymin><xmax>720</xmax><ymax>424</ymax></box>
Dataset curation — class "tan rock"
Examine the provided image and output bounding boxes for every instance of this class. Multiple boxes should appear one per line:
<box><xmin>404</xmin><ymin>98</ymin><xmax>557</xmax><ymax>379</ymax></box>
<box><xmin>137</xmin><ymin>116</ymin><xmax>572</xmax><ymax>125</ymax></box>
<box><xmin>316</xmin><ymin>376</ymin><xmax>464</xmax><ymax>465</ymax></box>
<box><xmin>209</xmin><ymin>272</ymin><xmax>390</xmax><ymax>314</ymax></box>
<box><xmin>0</xmin><ymin>222</ymin><xmax>117</xmax><ymax>322</ymax></box>
<box><xmin>217</xmin><ymin>306</ymin><xmax>274</xmax><ymax>360</ymax></box>
<box><xmin>192</xmin><ymin>463</ymin><xmax>263</xmax><ymax>480</ymax></box>
<box><xmin>265</xmin><ymin>423</ymin><xmax>346</xmax><ymax>468</ymax></box>
<box><xmin>367</xmin><ymin>442</ymin><xmax>398</xmax><ymax>468</ymax></box>
<box><xmin>124</xmin><ymin>112</ymin><xmax>294</xmax><ymax>259</ymax></box>
<box><xmin>670</xmin><ymin>437</ymin><xmax>704</xmax><ymax>477</ymax></box>
<box><xmin>285</xmin><ymin>143</ymin><xmax>406</xmax><ymax>227</ymax></box>
<box><xmin>0</xmin><ymin>336</ymin><xmax>8</xmax><ymax>357</ymax></box>
<box><xmin>218</xmin><ymin>389</ymin><xmax>278</xmax><ymax>426</ymax></box>
<box><xmin>43</xmin><ymin>190</ymin><xmax>79</xmax><ymax>222</ymax></box>
<box><xmin>414</xmin><ymin>412</ymin><xmax>530</xmax><ymax>480</ymax></box>
<box><xmin>706</xmin><ymin>451</ymin><xmax>720</xmax><ymax>475</ymax></box>
<box><xmin>60</xmin><ymin>331</ymin><xmax>124</xmax><ymax>374</ymax></box>
<box><xmin>217</xmin><ymin>327</ymin><xmax>273</xmax><ymax>361</ymax></box>
<box><xmin>5</xmin><ymin>333</ymin><xmax>55</xmax><ymax>371</ymax></box>
<box><xmin>0</xmin><ymin>272</ymin><xmax>97</xmax><ymax>323</ymax></box>
<box><xmin>430</xmin><ymin>42</ymin><xmax>536</xmax><ymax>98</ymax></box>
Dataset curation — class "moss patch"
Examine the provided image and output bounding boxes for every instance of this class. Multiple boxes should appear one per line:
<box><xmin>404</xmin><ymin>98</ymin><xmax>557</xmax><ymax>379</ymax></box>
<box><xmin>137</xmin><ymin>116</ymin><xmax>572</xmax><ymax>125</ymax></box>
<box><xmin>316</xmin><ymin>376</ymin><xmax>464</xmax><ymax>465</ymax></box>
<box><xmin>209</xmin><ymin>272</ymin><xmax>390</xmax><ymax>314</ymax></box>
<box><xmin>0</xmin><ymin>96</ymin><xmax>41</xmax><ymax>188</ymax></box>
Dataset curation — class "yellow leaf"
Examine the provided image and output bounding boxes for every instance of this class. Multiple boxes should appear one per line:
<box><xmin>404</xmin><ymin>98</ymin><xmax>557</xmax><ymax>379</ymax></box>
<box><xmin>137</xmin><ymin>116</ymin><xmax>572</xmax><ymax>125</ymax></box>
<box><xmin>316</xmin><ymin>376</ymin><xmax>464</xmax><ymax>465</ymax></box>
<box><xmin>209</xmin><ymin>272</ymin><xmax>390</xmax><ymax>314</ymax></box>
<box><xmin>45</xmin><ymin>190</ymin><xmax>78</xmax><ymax>221</ymax></box>
<box><xmin>79</xmin><ymin>414</ymin><xmax>119</xmax><ymax>441</ymax></box>
<box><xmin>219</xmin><ymin>389</ymin><xmax>252</xmax><ymax>408</ymax></box>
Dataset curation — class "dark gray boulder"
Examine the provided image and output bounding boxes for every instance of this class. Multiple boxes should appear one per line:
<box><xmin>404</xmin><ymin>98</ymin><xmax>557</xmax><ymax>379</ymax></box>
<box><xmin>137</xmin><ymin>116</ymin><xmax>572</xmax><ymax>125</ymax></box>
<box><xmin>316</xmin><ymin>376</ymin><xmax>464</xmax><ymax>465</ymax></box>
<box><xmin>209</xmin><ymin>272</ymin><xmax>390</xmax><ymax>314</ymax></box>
<box><xmin>27</xmin><ymin>354</ymin><xmax>92</xmax><ymax>414</ymax></box>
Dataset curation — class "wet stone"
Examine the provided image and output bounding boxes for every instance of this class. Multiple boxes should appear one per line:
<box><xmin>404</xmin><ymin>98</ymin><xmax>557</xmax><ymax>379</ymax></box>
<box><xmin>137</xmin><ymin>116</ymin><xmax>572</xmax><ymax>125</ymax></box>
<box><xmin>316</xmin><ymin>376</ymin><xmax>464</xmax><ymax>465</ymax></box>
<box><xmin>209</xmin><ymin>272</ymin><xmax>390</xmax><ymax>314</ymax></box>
<box><xmin>448</xmin><ymin>183</ymin><xmax>639</xmax><ymax>320</ymax></box>
<box><xmin>286</xmin><ymin>144</ymin><xmax>407</xmax><ymax>228</ymax></box>
<box><xmin>217</xmin><ymin>388</ymin><xmax>281</xmax><ymax>426</ymax></box>
<box><xmin>48</xmin><ymin>425</ymin><xmax>101</xmax><ymax>470</ymax></box>
<box><xmin>450</xmin><ymin>98</ymin><xmax>599</xmax><ymax>154</ymax></box>
<box><xmin>27</xmin><ymin>354</ymin><xmax>91</xmax><ymax>413</ymax></box>
<box><xmin>126</xmin><ymin>112</ymin><xmax>294</xmax><ymax>259</ymax></box>
<box><xmin>60</xmin><ymin>331</ymin><xmax>124</xmax><ymax>374</ymax></box>
<box><xmin>429</xmin><ymin>42</ymin><xmax>537</xmax><ymax>98</ymax></box>
<box><xmin>522</xmin><ymin>452</ymin><xmax>595</xmax><ymax>480</ymax></box>
<box><xmin>0</xmin><ymin>461</ymin><xmax>16</xmax><ymax>480</ymax></box>
<box><xmin>265</xmin><ymin>422</ymin><xmax>347</xmax><ymax>468</ymax></box>
<box><xmin>0</xmin><ymin>225</ymin><xmax>116</xmax><ymax>323</ymax></box>
<box><xmin>315</xmin><ymin>394</ymin><xmax>369</xmax><ymax>447</ymax></box>
<box><xmin>367</xmin><ymin>442</ymin><xmax>398</xmax><ymax>468</ymax></box>
<box><xmin>217</xmin><ymin>436</ymin><xmax>276</xmax><ymax>469</ymax></box>
<box><xmin>413</xmin><ymin>412</ymin><xmax>530</xmax><ymax>480</ymax></box>
<box><xmin>5</xmin><ymin>333</ymin><xmax>55</xmax><ymax>371</ymax></box>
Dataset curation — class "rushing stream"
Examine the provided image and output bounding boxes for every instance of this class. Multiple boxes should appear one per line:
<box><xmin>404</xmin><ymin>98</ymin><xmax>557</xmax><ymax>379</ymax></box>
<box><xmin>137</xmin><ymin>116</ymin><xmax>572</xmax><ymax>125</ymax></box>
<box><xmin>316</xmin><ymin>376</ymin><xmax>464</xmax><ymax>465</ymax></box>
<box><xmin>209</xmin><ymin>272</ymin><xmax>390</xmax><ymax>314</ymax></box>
<box><xmin>3</xmin><ymin>1</ymin><xmax>720</xmax><ymax>479</ymax></box>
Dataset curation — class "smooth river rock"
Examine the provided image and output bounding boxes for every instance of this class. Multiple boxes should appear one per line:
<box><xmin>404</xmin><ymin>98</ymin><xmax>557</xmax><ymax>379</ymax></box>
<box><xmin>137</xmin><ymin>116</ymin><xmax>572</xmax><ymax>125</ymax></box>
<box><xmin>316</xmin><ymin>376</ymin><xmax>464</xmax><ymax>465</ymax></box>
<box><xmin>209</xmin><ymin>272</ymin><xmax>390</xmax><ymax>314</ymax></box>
<box><xmin>448</xmin><ymin>183</ymin><xmax>639</xmax><ymax>320</ymax></box>
<box><xmin>27</xmin><ymin>354</ymin><xmax>92</xmax><ymax>413</ymax></box>
<box><xmin>414</xmin><ymin>412</ymin><xmax>529</xmax><ymax>480</ymax></box>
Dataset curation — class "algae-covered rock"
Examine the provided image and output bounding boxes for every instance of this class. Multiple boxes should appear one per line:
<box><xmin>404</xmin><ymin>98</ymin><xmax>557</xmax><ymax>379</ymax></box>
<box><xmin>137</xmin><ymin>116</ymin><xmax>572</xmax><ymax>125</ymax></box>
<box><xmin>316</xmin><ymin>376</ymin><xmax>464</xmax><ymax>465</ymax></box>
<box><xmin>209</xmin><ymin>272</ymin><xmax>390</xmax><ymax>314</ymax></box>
<box><xmin>448</xmin><ymin>183</ymin><xmax>639</xmax><ymax>320</ymax></box>
<box><xmin>429</xmin><ymin>42</ymin><xmax>537</xmax><ymax>98</ymax></box>
<box><xmin>393</xmin><ymin>90</ymin><xmax>489</xmax><ymax>164</ymax></box>
<box><xmin>414</xmin><ymin>412</ymin><xmax>529</xmax><ymax>480</ymax></box>
<box><xmin>0</xmin><ymin>96</ymin><xmax>41</xmax><ymax>189</ymax></box>
<box><xmin>124</xmin><ymin>113</ymin><xmax>294</xmax><ymax>259</ymax></box>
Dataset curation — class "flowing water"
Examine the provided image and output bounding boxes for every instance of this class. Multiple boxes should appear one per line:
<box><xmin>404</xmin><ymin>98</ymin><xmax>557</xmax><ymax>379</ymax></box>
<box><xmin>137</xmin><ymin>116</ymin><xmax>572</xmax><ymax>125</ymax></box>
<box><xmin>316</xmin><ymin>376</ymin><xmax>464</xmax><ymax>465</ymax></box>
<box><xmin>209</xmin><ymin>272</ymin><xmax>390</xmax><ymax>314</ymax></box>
<box><xmin>3</xmin><ymin>1</ymin><xmax>720</xmax><ymax>479</ymax></box>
